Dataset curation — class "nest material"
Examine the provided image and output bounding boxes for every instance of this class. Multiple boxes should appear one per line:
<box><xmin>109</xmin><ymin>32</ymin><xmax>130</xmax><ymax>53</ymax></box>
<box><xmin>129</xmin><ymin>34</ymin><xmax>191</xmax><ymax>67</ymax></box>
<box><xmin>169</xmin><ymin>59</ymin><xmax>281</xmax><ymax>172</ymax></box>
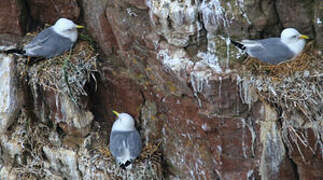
<box><xmin>5</xmin><ymin>110</ymin><xmax>51</xmax><ymax>179</ymax></box>
<box><xmin>240</xmin><ymin>47</ymin><xmax>323</xmax><ymax>161</ymax></box>
<box><xmin>241</xmin><ymin>42</ymin><xmax>322</xmax><ymax>119</ymax></box>
<box><xmin>241</xmin><ymin>48</ymin><xmax>322</xmax><ymax>121</ymax></box>
<box><xmin>81</xmin><ymin>141</ymin><xmax>164</xmax><ymax>180</ymax></box>
<box><xmin>244</xmin><ymin>52</ymin><xmax>319</xmax><ymax>78</ymax></box>
<box><xmin>20</xmin><ymin>33</ymin><xmax>98</xmax><ymax>105</ymax></box>
<box><xmin>8</xmin><ymin>110</ymin><xmax>164</xmax><ymax>179</ymax></box>
<box><xmin>98</xmin><ymin>141</ymin><xmax>163</xmax><ymax>168</ymax></box>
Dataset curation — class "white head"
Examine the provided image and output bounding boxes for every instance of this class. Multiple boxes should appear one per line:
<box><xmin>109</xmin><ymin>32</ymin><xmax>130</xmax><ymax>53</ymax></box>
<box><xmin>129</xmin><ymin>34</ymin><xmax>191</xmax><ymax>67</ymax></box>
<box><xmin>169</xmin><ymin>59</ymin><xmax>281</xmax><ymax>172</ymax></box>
<box><xmin>52</xmin><ymin>18</ymin><xmax>84</xmax><ymax>42</ymax></box>
<box><xmin>280</xmin><ymin>28</ymin><xmax>309</xmax><ymax>55</ymax></box>
<box><xmin>111</xmin><ymin>111</ymin><xmax>136</xmax><ymax>131</ymax></box>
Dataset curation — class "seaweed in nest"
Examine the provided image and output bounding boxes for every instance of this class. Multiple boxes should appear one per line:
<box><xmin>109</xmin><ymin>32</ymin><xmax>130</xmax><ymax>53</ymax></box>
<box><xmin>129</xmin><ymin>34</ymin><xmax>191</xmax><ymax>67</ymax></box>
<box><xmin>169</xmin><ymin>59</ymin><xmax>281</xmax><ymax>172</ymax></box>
<box><xmin>27</xmin><ymin>39</ymin><xmax>98</xmax><ymax>105</ymax></box>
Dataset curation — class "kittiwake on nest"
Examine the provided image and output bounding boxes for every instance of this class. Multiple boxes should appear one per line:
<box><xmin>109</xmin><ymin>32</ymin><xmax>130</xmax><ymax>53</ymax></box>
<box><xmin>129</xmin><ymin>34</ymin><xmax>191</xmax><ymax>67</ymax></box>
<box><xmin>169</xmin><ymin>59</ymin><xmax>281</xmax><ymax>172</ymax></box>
<box><xmin>6</xmin><ymin>18</ymin><xmax>84</xmax><ymax>59</ymax></box>
<box><xmin>231</xmin><ymin>28</ymin><xmax>309</xmax><ymax>64</ymax></box>
<box><xmin>109</xmin><ymin>111</ymin><xmax>142</xmax><ymax>169</ymax></box>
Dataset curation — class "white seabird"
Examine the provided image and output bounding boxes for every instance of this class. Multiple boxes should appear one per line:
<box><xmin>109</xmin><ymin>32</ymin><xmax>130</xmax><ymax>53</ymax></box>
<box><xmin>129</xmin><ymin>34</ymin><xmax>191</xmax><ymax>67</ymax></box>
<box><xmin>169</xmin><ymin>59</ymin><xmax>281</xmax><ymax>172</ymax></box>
<box><xmin>109</xmin><ymin>111</ymin><xmax>142</xmax><ymax>169</ymax></box>
<box><xmin>23</xmin><ymin>18</ymin><xmax>84</xmax><ymax>58</ymax></box>
<box><xmin>231</xmin><ymin>28</ymin><xmax>309</xmax><ymax>64</ymax></box>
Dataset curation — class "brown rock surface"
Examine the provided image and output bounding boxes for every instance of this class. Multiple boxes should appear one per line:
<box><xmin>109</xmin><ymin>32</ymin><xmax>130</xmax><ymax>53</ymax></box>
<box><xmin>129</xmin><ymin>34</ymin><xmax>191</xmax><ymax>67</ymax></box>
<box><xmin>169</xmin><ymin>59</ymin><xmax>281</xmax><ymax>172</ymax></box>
<box><xmin>80</xmin><ymin>0</ymin><xmax>119</xmax><ymax>56</ymax></box>
<box><xmin>313</xmin><ymin>0</ymin><xmax>323</xmax><ymax>50</ymax></box>
<box><xmin>26</xmin><ymin>41</ymin><xmax>96</xmax><ymax>137</ymax></box>
<box><xmin>0</xmin><ymin>55</ymin><xmax>21</xmax><ymax>135</ymax></box>
<box><xmin>0</xmin><ymin>0</ymin><xmax>26</xmax><ymax>36</ymax></box>
<box><xmin>276</xmin><ymin>0</ymin><xmax>314</xmax><ymax>36</ymax></box>
<box><xmin>26</xmin><ymin>0</ymin><xmax>80</xmax><ymax>24</ymax></box>
<box><xmin>0</xmin><ymin>0</ymin><xmax>322</xmax><ymax>179</ymax></box>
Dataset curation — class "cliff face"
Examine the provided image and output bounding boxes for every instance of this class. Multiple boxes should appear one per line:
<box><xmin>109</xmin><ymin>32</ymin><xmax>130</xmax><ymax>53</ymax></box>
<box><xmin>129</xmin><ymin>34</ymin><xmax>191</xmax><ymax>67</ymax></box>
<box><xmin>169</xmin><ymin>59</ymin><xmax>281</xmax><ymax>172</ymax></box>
<box><xmin>0</xmin><ymin>0</ymin><xmax>322</xmax><ymax>179</ymax></box>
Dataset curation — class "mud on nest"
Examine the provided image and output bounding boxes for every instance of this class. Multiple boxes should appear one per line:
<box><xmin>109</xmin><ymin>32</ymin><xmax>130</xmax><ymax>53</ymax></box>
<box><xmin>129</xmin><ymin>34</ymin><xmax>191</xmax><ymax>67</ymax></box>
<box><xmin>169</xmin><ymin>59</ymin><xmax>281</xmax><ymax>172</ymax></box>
<box><xmin>17</xmin><ymin>32</ymin><xmax>98</xmax><ymax>105</ymax></box>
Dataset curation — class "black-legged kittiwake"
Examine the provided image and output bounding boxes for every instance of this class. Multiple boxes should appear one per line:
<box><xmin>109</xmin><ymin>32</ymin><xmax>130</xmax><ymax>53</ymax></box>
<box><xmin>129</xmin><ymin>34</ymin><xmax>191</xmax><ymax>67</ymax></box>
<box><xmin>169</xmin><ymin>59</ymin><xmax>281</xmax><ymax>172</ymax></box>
<box><xmin>5</xmin><ymin>18</ymin><xmax>84</xmax><ymax>59</ymax></box>
<box><xmin>109</xmin><ymin>111</ymin><xmax>142</xmax><ymax>169</ymax></box>
<box><xmin>231</xmin><ymin>28</ymin><xmax>309</xmax><ymax>64</ymax></box>
<box><xmin>24</xmin><ymin>18</ymin><xmax>84</xmax><ymax>58</ymax></box>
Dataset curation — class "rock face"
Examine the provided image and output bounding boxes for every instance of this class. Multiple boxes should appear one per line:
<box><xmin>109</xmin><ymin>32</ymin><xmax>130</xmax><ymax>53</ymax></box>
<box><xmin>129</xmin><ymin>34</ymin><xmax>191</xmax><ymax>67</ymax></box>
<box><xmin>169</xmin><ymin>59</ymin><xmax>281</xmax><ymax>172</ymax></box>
<box><xmin>314</xmin><ymin>0</ymin><xmax>323</xmax><ymax>50</ymax></box>
<box><xmin>27</xmin><ymin>41</ymin><xmax>96</xmax><ymax>137</ymax></box>
<box><xmin>0</xmin><ymin>55</ymin><xmax>21</xmax><ymax>135</ymax></box>
<box><xmin>0</xmin><ymin>0</ymin><xmax>26</xmax><ymax>36</ymax></box>
<box><xmin>26</xmin><ymin>0</ymin><xmax>80</xmax><ymax>24</ymax></box>
<box><xmin>0</xmin><ymin>0</ymin><xmax>322</xmax><ymax>180</ymax></box>
<box><xmin>80</xmin><ymin>0</ymin><xmax>119</xmax><ymax>56</ymax></box>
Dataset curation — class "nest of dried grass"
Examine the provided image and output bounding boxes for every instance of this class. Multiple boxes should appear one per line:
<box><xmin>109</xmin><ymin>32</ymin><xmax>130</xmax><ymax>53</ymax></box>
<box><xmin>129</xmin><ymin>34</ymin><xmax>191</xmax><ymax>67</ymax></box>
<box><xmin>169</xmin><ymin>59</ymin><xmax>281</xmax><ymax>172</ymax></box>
<box><xmin>242</xmin><ymin>46</ymin><xmax>322</xmax><ymax>120</ymax></box>
<box><xmin>239</xmin><ymin>46</ymin><xmax>323</xmax><ymax>161</ymax></box>
<box><xmin>25</xmin><ymin>38</ymin><xmax>98</xmax><ymax>104</ymax></box>
<box><xmin>80</xmin><ymin>141</ymin><xmax>164</xmax><ymax>180</ymax></box>
<box><xmin>244</xmin><ymin>53</ymin><xmax>320</xmax><ymax>79</ymax></box>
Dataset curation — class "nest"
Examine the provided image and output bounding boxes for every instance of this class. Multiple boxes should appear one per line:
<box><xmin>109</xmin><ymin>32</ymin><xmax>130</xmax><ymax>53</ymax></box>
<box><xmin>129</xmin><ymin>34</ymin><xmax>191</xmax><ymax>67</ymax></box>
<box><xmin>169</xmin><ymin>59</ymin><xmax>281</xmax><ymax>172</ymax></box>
<box><xmin>241</xmin><ymin>46</ymin><xmax>322</xmax><ymax>118</ymax></box>
<box><xmin>239</xmin><ymin>46</ymin><xmax>323</xmax><ymax>162</ymax></box>
<box><xmin>80</xmin><ymin>141</ymin><xmax>164</xmax><ymax>180</ymax></box>
<box><xmin>241</xmin><ymin>42</ymin><xmax>320</xmax><ymax>77</ymax></box>
<box><xmin>18</xmin><ymin>33</ymin><xmax>98</xmax><ymax>105</ymax></box>
<box><xmin>243</xmin><ymin>53</ymin><xmax>319</xmax><ymax>78</ymax></box>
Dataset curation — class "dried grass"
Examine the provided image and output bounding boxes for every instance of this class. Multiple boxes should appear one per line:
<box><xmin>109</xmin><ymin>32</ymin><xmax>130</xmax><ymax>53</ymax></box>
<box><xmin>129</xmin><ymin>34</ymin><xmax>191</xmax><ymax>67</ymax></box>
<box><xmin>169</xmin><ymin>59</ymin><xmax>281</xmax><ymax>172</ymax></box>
<box><xmin>239</xmin><ymin>46</ymin><xmax>323</xmax><ymax>161</ymax></box>
<box><xmin>79</xmin><ymin>141</ymin><xmax>163</xmax><ymax>180</ymax></box>
<box><xmin>26</xmin><ymin>39</ymin><xmax>98</xmax><ymax>105</ymax></box>
<box><xmin>9</xmin><ymin>110</ymin><xmax>51</xmax><ymax>179</ymax></box>
<box><xmin>244</xmin><ymin>52</ymin><xmax>319</xmax><ymax>78</ymax></box>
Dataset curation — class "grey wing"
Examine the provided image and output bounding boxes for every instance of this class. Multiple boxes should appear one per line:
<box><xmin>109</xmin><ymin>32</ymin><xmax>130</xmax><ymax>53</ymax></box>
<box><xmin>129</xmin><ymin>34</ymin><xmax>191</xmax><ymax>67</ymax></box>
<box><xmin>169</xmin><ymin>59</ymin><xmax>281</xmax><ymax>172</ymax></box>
<box><xmin>24</xmin><ymin>27</ymin><xmax>53</xmax><ymax>49</ymax></box>
<box><xmin>109</xmin><ymin>132</ymin><xmax>126</xmax><ymax>158</ymax></box>
<box><xmin>24</xmin><ymin>28</ymin><xmax>74</xmax><ymax>58</ymax></box>
<box><xmin>29</xmin><ymin>37</ymin><xmax>73</xmax><ymax>58</ymax></box>
<box><xmin>127</xmin><ymin>131</ymin><xmax>142</xmax><ymax>159</ymax></box>
<box><xmin>247</xmin><ymin>38</ymin><xmax>295</xmax><ymax>64</ymax></box>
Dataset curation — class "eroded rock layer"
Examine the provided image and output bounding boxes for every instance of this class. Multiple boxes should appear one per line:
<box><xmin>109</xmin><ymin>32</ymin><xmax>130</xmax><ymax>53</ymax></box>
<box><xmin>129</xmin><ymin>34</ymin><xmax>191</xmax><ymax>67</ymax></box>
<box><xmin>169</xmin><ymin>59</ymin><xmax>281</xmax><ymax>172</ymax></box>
<box><xmin>0</xmin><ymin>0</ymin><xmax>322</xmax><ymax>179</ymax></box>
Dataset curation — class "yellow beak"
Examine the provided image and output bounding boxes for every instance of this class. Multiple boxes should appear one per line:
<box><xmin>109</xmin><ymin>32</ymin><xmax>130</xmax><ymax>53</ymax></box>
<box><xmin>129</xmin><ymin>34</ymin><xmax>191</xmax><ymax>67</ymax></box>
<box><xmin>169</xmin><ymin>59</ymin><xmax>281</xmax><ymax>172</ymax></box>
<box><xmin>76</xmin><ymin>25</ymin><xmax>84</xmax><ymax>29</ymax></box>
<box><xmin>112</xmin><ymin>110</ymin><xmax>119</xmax><ymax>117</ymax></box>
<box><xmin>299</xmin><ymin>34</ymin><xmax>309</xmax><ymax>39</ymax></box>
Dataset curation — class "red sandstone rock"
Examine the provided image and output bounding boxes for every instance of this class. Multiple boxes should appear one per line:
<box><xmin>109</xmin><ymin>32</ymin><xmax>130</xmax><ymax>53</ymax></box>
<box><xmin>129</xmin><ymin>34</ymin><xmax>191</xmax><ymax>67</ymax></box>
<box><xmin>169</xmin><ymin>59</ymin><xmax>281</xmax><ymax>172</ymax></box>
<box><xmin>313</xmin><ymin>0</ymin><xmax>323</xmax><ymax>50</ymax></box>
<box><xmin>88</xmin><ymin>0</ymin><xmax>323</xmax><ymax>179</ymax></box>
<box><xmin>276</xmin><ymin>0</ymin><xmax>314</xmax><ymax>37</ymax></box>
<box><xmin>80</xmin><ymin>0</ymin><xmax>119</xmax><ymax>56</ymax></box>
<box><xmin>0</xmin><ymin>0</ymin><xmax>26</xmax><ymax>35</ymax></box>
<box><xmin>26</xmin><ymin>0</ymin><xmax>80</xmax><ymax>24</ymax></box>
<box><xmin>127</xmin><ymin>0</ymin><xmax>148</xmax><ymax>10</ymax></box>
<box><xmin>0</xmin><ymin>0</ymin><xmax>322</xmax><ymax>179</ymax></box>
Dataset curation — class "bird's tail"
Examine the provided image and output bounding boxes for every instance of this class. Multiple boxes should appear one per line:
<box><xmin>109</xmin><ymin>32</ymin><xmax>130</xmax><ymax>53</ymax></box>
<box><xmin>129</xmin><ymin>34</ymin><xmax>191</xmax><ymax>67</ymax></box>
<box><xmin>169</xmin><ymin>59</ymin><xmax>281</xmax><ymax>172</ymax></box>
<box><xmin>2</xmin><ymin>48</ymin><xmax>26</xmax><ymax>55</ymax></box>
<box><xmin>230</xmin><ymin>39</ymin><xmax>246</xmax><ymax>50</ymax></box>
<box><xmin>120</xmin><ymin>161</ymin><xmax>132</xmax><ymax>170</ymax></box>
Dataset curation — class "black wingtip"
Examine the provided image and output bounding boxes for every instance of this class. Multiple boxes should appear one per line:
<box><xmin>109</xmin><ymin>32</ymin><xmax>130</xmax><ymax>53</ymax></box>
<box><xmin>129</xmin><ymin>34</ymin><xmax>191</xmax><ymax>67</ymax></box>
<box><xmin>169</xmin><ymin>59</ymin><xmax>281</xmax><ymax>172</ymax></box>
<box><xmin>120</xmin><ymin>161</ymin><xmax>132</xmax><ymax>170</ymax></box>
<box><xmin>3</xmin><ymin>48</ymin><xmax>26</xmax><ymax>55</ymax></box>
<box><xmin>230</xmin><ymin>39</ymin><xmax>246</xmax><ymax>50</ymax></box>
